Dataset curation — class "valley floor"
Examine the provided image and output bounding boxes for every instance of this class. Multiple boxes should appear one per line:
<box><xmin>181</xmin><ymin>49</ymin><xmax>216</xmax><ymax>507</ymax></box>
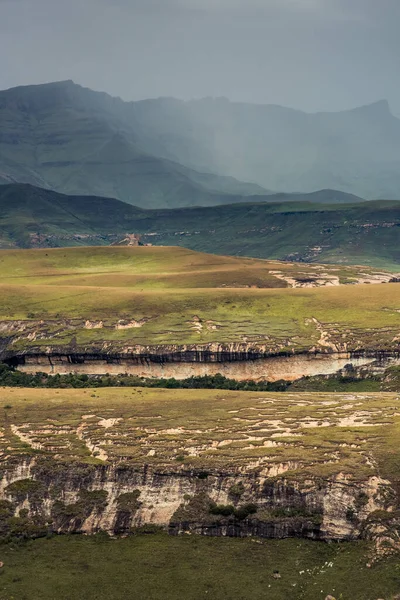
<box><xmin>0</xmin><ymin>534</ymin><xmax>399</xmax><ymax>600</ymax></box>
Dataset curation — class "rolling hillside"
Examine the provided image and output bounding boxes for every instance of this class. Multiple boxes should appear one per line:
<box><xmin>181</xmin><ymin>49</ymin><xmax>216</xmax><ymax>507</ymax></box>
<box><xmin>1</xmin><ymin>245</ymin><xmax>393</xmax><ymax>290</ymax></box>
<box><xmin>0</xmin><ymin>184</ymin><xmax>399</xmax><ymax>269</ymax></box>
<box><xmin>0</xmin><ymin>245</ymin><xmax>399</xmax><ymax>358</ymax></box>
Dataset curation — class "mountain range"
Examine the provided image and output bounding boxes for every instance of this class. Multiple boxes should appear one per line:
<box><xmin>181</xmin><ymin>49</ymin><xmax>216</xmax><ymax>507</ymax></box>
<box><xmin>0</xmin><ymin>81</ymin><xmax>269</xmax><ymax>209</ymax></box>
<box><xmin>1</xmin><ymin>81</ymin><xmax>400</xmax><ymax>207</ymax></box>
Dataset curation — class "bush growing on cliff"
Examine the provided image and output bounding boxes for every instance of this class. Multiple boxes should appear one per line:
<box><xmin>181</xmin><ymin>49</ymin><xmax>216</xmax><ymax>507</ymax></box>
<box><xmin>233</xmin><ymin>504</ymin><xmax>258</xmax><ymax>520</ymax></box>
<box><xmin>0</xmin><ymin>364</ymin><xmax>289</xmax><ymax>392</ymax></box>
<box><xmin>6</xmin><ymin>513</ymin><xmax>48</xmax><ymax>540</ymax></box>
<box><xmin>346</xmin><ymin>507</ymin><xmax>357</xmax><ymax>523</ymax></box>
<box><xmin>0</xmin><ymin>500</ymin><xmax>14</xmax><ymax>537</ymax></box>
<box><xmin>210</xmin><ymin>504</ymin><xmax>235</xmax><ymax>517</ymax></box>
<box><xmin>0</xmin><ymin>500</ymin><xmax>48</xmax><ymax>541</ymax></box>
<box><xmin>116</xmin><ymin>491</ymin><xmax>141</xmax><ymax>513</ymax></box>
<box><xmin>228</xmin><ymin>483</ymin><xmax>245</xmax><ymax>502</ymax></box>
<box><xmin>6</xmin><ymin>479</ymin><xmax>44</xmax><ymax>502</ymax></box>
<box><xmin>209</xmin><ymin>503</ymin><xmax>257</xmax><ymax>520</ymax></box>
<box><xmin>355</xmin><ymin>492</ymin><xmax>369</xmax><ymax>511</ymax></box>
<box><xmin>52</xmin><ymin>489</ymin><xmax>109</xmax><ymax>525</ymax></box>
<box><xmin>171</xmin><ymin>493</ymin><xmax>214</xmax><ymax>523</ymax></box>
<box><xmin>2</xmin><ymin>363</ymin><xmax>397</xmax><ymax>392</ymax></box>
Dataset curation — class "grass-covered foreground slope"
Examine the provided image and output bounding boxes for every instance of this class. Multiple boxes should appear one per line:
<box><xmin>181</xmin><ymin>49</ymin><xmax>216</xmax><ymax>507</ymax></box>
<box><xmin>1</xmin><ymin>387</ymin><xmax>400</xmax><ymax>480</ymax></box>
<box><xmin>1</xmin><ymin>183</ymin><xmax>399</xmax><ymax>269</ymax></box>
<box><xmin>0</xmin><ymin>246</ymin><xmax>399</xmax><ymax>358</ymax></box>
<box><xmin>0</xmin><ymin>535</ymin><xmax>399</xmax><ymax>600</ymax></box>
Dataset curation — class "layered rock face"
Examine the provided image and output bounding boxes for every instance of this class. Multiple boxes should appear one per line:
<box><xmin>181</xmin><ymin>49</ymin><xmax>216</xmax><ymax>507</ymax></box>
<box><xmin>6</xmin><ymin>347</ymin><xmax>400</xmax><ymax>382</ymax></box>
<box><xmin>0</xmin><ymin>459</ymin><xmax>393</xmax><ymax>541</ymax></box>
<box><xmin>1</xmin><ymin>387</ymin><xmax>399</xmax><ymax>549</ymax></box>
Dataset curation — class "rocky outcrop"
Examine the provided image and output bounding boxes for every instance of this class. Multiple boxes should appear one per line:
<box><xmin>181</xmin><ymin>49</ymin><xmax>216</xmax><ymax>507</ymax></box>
<box><xmin>0</xmin><ymin>458</ymin><xmax>395</xmax><ymax>543</ymax></box>
<box><xmin>1</xmin><ymin>309</ymin><xmax>399</xmax><ymax>381</ymax></box>
<box><xmin>111</xmin><ymin>234</ymin><xmax>142</xmax><ymax>247</ymax></box>
<box><xmin>3</xmin><ymin>345</ymin><xmax>400</xmax><ymax>382</ymax></box>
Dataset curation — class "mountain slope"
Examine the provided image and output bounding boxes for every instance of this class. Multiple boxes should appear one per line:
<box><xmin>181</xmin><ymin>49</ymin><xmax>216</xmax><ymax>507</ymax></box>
<box><xmin>2</xmin><ymin>80</ymin><xmax>400</xmax><ymax>203</ymax></box>
<box><xmin>0</xmin><ymin>81</ymin><xmax>268</xmax><ymax>208</ymax></box>
<box><xmin>1</xmin><ymin>184</ymin><xmax>399</xmax><ymax>269</ymax></box>
<box><xmin>128</xmin><ymin>96</ymin><xmax>400</xmax><ymax>199</ymax></box>
<box><xmin>0</xmin><ymin>183</ymin><xmax>145</xmax><ymax>247</ymax></box>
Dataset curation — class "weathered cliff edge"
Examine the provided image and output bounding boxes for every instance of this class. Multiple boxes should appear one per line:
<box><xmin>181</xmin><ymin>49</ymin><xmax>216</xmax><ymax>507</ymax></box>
<box><xmin>2</xmin><ymin>386</ymin><xmax>400</xmax><ymax>553</ymax></box>
<box><xmin>3</xmin><ymin>346</ymin><xmax>400</xmax><ymax>382</ymax></box>
<box><xmin>0</xmin><ymin>459</ymin><xmax>397</xmax><ymax>547</ymax></box>
<box><xmin>1</xmin><ymin>310</ymin><xmax>399</xmax><ymax>380</ymax></box>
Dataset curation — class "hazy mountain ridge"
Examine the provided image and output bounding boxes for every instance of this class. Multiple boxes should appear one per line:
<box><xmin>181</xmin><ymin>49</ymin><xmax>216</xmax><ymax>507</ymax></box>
<box><xmin>127</xmin><ymin>95</ymin><xmax>400</xmax><ymax>199</ymax></box>
<box><xmin>1</xmin><ymin>81</ymin><xmax>400</xmax><ymax>205</ymax></box>
<box><xmin>0</xmin><ymin>81</ymin><xmax>269</xmax><ymax>209</ymax></box>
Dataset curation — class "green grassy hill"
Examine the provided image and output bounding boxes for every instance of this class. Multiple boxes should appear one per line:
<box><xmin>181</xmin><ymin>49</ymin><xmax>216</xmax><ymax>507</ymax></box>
<box><xmin>0</xmin><ymin>183</ymin><xmax>144</xmax><ymax>248</ymax></box>
<box><xmin>1</xmin><ymin>184</ymin><xmax>399</xmax><ymax>269</ymax></box>
<box><xmin>1</xmin><ymin>245</ymin><xmax>392</xmax><ymax>289</ymax></box>
<box><xmin>141</xmin><ymin>199</ymin><xmax>400</xmax><ymax>269</ymax></box>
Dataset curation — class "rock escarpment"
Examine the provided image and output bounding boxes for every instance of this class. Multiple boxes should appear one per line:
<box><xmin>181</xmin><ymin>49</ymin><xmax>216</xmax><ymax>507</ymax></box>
<box><xmin>1</xmin><ymin>387</ymin><xmax>400</xmax><ymax>551</ymax></box>
<box><xmin>3</xmin><ymin>344</ymin><xmax>400</xmax><ymax>382</ymax></box>
<box><xmin>0</xmin><ymin>459</ymin><xmax>394</xmax><ymax>543</ymax></box>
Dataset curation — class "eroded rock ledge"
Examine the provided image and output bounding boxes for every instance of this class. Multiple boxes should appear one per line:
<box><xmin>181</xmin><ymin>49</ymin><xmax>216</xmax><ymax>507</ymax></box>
<box><xmin>1</xmin><ymin>387</ymin><xmax>399</xmax><ymax>553</ymax></box>
<box><xmin>3</xmin><ymin>346</ymin><xmax>400</xmax><ymax>382</ymax></box>
<box><xmin>0</xmin><ymin>459</ymin><xmax>395</xmax><ymax>543</ymax></box>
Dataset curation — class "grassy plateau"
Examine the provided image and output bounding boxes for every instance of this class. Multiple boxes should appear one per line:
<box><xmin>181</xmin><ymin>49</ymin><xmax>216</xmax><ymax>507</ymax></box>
<box><xmin>0</xmin><ymin>247</ymin><xmax>399</xmax><ymax>599</ymax></box>
<box><xmin>1</xmin><ymin>387</ymin><xmax>400</xmax><ymax>479</ymax></box>
<box><xmin>0</xmin><ymin>246</ymin><xmax>399</xmax><ymax>354</ymax></box>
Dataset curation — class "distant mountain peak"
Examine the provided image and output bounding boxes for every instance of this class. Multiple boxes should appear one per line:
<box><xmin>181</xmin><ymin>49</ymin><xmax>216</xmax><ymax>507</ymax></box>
<box><xmin>350</xmin><ymin>99</ymin><xmax>391</xmax><ymax>117</ymax></box>
<box><xmin>40</xmin><ymin>79</ymin><xmax>76</xmax><ymax>87</ymax></box>
<box><xmin>3</xmin><ymin>79</ymin><xmax>77</xmax><ymax>94</ymax></box>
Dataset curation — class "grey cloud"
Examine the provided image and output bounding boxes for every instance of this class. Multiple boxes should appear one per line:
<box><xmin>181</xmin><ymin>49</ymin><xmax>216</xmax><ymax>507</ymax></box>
<box><xmin>0</xmin><ymin>0</ymin><xmax>399</xmax><ymax>115</ymax></box>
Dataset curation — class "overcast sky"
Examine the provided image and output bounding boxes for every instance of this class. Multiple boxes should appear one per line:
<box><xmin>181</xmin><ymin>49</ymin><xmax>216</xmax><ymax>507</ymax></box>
<box><xmin>1</xmin><ymin>0</ymin><xmax>400</xmax><ymax>113</ymax></box>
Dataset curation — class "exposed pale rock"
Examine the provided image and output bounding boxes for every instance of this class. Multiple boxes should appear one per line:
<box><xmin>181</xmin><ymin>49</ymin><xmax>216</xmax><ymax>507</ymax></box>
<box><xmin>84</xmin><ymin>321</ymin><xmax>104</xmax><ymax>329</ymax></box>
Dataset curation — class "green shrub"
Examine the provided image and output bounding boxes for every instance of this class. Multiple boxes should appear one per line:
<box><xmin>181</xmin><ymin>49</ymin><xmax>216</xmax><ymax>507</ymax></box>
<box><xmin>210</xmin><ymin>504</ymin><xmax>235</xmax><ymax>517</ymax></box>
<box><xmin>355</xmin><ymin>492</ymin><xmax>369</xmax><ymax>511</ymax></box>
<box><xmin>6</xmin><ymin>515</ymin><xmax>47</xmax><ymax>539</ymax></box>
<box><xmin>52</xmin><ymin>489</ymin><xmax>108</xmax><ymax>522</ymax></box>
<box><xmin>228</xmin><ymin>483</ymin><xmax>245</xmax><ymax>501</ymax></box>
<box><xmin>234</xmin><ymin>504</ymin><xmax>258</xmax><ymax>520</ymax></box>
<box><xmin>209</xmin><ymin>503</ymin><xmax>258</xmax><ymax>520</ymax></box>
<box><xmin>346</xmin><ymin>507</ymin><xmax>357</xmax><ymax>523</ymax></box>
<box><xmin>116</xmin><ymin>491</ymin><xmax>141</xmax><ymax>512</ymax></box>
<box><xmin>6</xmin><ymin>479</ymin><xmax>44</xmax><ymax>502</ymax></box>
